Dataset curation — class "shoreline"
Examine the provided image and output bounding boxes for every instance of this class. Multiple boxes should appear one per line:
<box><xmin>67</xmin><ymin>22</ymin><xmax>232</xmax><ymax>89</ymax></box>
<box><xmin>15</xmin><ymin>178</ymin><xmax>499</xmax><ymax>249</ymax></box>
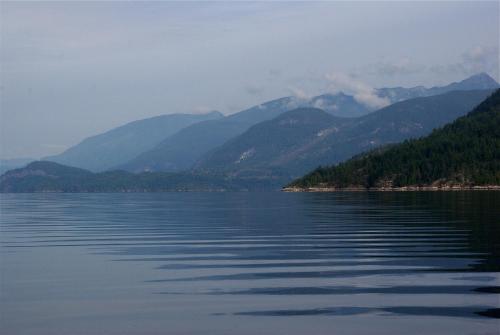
<box><xmin>283</xmin><ymin>185</ymin><xmax>500</xmax><ymax>192</ymax></box>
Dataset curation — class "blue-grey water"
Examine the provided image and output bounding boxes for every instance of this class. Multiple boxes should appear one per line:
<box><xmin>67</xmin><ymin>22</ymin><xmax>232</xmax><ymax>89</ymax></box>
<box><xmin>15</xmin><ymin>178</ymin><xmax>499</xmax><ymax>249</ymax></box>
<box><xmin>1</xmin><ymin>192</ymin><xmax>499</xmax><ymax>335</ymax></box>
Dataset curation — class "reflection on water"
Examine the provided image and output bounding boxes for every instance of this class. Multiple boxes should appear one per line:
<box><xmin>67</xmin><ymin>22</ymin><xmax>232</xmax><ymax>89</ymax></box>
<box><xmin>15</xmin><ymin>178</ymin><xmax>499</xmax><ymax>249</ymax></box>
<box><xmin>1</xmin><ymin>192</ymin><xmax>499</xmax><ymax>335</ymax></box>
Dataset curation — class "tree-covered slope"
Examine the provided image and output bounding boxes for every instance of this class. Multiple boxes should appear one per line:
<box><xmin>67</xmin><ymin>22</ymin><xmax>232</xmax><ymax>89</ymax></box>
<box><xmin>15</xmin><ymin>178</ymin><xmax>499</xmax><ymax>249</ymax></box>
<box><xmin>195</xmin><ymin>108</ymin><xmax>351</xmax><ymax>176</ymax></box>
<box><xmin>287</xmin><ymin>89</ymin><xmax>500</xmax><ymax>190</ymax></box>
<box><xmin>45</xmin><ymin>111</ymin><xmax>223</xmax><ymax>172</ymax></box>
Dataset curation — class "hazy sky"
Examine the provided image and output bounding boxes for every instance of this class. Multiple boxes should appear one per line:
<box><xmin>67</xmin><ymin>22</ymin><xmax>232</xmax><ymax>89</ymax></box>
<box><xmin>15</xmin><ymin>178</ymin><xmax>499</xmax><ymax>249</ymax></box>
<box><xmin>1</xmin><ymin>1</ymin><xmax>498</xmax><ymax>159</ymax></box>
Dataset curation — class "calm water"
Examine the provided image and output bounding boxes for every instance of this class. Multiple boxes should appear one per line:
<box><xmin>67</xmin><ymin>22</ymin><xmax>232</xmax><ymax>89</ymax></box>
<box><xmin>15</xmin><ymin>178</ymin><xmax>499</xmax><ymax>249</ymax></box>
<box><xmin>1</xmin><ymin>192</ymin><xmax>499</xmax><ymax>335</ymax></box>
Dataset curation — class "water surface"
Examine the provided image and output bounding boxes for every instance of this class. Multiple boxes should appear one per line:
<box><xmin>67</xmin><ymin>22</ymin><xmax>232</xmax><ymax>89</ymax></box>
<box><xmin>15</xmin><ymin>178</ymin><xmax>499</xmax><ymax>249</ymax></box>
<box><xmin>1</xmin><ymin>192</ymin><xmax>499</xmax><ymax>334</ymax></box>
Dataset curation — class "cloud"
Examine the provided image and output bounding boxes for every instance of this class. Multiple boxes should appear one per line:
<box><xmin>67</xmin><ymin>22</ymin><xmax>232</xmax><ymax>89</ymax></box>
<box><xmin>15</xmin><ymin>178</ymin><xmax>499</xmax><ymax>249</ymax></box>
<box><xmin>192</xmin><ymin>106</ymin><xmax>216</xmax><ymax>114</ymax></box>
<box><xmin>288</xmin><ymin>87</ymin><xmax>312</xmax><ymax>100</ymax></box>
<box><xmin>359</xmin><ymin>46</ymin><xmax>499</xmax><ymax>82</ymax></box>
<box><xmin>313</xmin><ymin>98</ymin><xmax>338</xmax><ymax>111</ymax></box>
<box><xmin>372</xmin><ymin>57</ymin><xmax>426</xmax><ymax>76</ymax></box>
<box><xmin>430</xmin><ymin>45</ymin><xmax>499</xmax><ymax>78</ymax></box>
<box><xmin>325</xmin><ymin>72</ymin><xmax>390</xmax><ymax>109</ymax></box>
<box><xmin>462</xmin><ymin>45</ymin><xmax>498</xmax><ymax>72</ymax></box>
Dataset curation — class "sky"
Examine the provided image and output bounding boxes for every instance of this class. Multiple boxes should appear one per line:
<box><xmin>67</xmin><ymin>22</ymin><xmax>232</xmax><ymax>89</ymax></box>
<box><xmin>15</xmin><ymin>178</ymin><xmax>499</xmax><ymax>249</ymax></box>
<box><xmin>1</xmin><ymin>1</ymin><xmax>499</xmax><ymax>159</ymax></box>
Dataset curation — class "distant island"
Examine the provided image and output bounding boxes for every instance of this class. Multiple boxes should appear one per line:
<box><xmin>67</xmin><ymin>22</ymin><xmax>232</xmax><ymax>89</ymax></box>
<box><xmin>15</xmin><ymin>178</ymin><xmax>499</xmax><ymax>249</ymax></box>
<box><xmin>285</xmin><ymin>89</ymin><xmax>500</xmax><ymax>192</ymax></box>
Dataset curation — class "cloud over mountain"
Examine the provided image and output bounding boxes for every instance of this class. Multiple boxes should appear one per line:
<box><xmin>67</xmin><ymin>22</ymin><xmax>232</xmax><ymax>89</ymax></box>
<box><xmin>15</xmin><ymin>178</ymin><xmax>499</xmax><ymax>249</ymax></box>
<box><xmin>325</xmin><ymin>73</ymin><xmax>390</xmax><ymax>109</ymax></box>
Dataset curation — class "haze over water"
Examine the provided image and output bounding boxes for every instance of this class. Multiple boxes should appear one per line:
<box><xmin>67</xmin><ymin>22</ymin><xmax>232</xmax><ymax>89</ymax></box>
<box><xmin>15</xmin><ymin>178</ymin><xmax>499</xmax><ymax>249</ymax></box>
<box><xmin>1</xmin><ymin>192</ymin><xmax>499</xmax><ymax>334</ymax></box>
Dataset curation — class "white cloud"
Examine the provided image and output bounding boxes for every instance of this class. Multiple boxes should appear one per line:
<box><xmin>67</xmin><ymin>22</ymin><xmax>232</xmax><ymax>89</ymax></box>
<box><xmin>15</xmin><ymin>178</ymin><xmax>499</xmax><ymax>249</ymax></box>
<box><xmin>313</xmin><ymin>98</ymin><xmax>338</xmax><ymax>111</ymax></box>
<box><xmin>285</xmin><ymin>87</ymin><xmax>316</xmax><ymax>110</ymax></box>
<box><xmin>325</xmin><ymin>72</ymin><xmax>390</xmax><ymax>109</ymax></box>
<box><xmin>429</xmin><ymin>45</ymin><xmax>499</xmax><ymax>79</ymax></box>
<box><xmin>192</xmin><ymin>106</ymin><xmax>216</xmax><ymax>114</ymax></box>
<box><xmin>461</xmin><ymin>45</ymin><xmax>498</xmax><ymax>75</ymax></box>
<box><xmin>288</xmin><ymin>87</ymin><xmax>312</xmax><ymax>100</ymax></box>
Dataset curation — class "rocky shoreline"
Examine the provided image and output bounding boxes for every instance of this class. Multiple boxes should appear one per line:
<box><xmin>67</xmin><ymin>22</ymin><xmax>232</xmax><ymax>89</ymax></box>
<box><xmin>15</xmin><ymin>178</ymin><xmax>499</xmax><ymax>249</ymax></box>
<box><xmin>283</xmin><ymin>185</ymin><xmax>500</xmax><ymax>192</ymax></box>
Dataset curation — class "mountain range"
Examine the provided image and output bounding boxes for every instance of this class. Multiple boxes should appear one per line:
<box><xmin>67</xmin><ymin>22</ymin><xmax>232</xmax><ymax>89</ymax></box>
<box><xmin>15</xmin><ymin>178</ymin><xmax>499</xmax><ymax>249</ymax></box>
<box><xmin>195</xmin><ymin>89</ymin><xmax>494</xmax><ymax>178</ymax></box>
<box><xmin>42</xmin><ymin>73</ymin><xmax>498</xmax><ymax>174</ymax></box>
<box><xmin>118</xmin><ymin>73</ymin><xmax>499</xmax><ymax>174</ymax></box>
<box><xmin>114</xmin><ymin>94</ymin><xmax>372</xmax><ymax>173</ymax></box>
<box><xmin>286</xmin><ymin>89</ymin><xmax>500</xmax><ymax>190</ymax></box>
<box><xmin>45</xmin><ymin>111</ymin><xmax>223</xmax><ymax>172</ymax></box>
<box><xmin>376</xmin><ymin>72</ymin><xmax>499</xmax><ymax>103</ymax></box>
<box><xmin>1</xmin><ymin>73</ymin><xmax>499</xmax><ymax>192</ymax></box>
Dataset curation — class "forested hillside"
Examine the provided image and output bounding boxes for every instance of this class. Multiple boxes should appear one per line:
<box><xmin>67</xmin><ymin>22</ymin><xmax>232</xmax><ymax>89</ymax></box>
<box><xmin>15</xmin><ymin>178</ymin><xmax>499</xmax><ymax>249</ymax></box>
<box><xmin>287</xmin><ymin>90</ymin><xmax>500</xmax><ymax>190</ymax></box>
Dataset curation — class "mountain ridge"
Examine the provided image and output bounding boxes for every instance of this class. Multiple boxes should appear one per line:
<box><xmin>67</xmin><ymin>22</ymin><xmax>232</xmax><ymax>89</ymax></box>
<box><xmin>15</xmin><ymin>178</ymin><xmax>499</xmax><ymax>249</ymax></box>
<box><xmin>286</xmin><ymin>89</ymin><xmax>500</xmax><ymax>191</ymax></box>
<box><xmin>2</xmin><ymin>90</ymin><xmax>497</xmax><ymax>193</ymax></box>
<box><xmin>119</xmin><ymin>73</ymin><xmax>498</xmax><ymax>173</ymax></box>
<box><xmin>196</xmin><ymin>89</ymin><xmax>495</xmax><ymax>179</ymax></box>
<box><xmin>45</xmin><ymin>111</ymin><xmax>223</xmax><ymax>172</ymax></box>
<box><xmin>376</xmin><ymin>72</ymin><xmax>499</xmax><ymax>103</ymax></box>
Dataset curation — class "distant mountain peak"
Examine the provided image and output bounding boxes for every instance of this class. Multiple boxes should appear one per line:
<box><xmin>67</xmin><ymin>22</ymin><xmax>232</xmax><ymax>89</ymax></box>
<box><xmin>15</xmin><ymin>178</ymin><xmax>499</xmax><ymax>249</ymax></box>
<box><xmin>377</xmin><ymin>73</ymin><xmax>498</xmax><ymax>104</ymax></box>
<box><xmin>458</xmin><ymin>72</ymin><xmax>498</xmax><ymax>87</ymax></box>
<box><xmin>468</xmin><ymin>72</ymin><xmax>495</xmax><ymax>80</ymax></box>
